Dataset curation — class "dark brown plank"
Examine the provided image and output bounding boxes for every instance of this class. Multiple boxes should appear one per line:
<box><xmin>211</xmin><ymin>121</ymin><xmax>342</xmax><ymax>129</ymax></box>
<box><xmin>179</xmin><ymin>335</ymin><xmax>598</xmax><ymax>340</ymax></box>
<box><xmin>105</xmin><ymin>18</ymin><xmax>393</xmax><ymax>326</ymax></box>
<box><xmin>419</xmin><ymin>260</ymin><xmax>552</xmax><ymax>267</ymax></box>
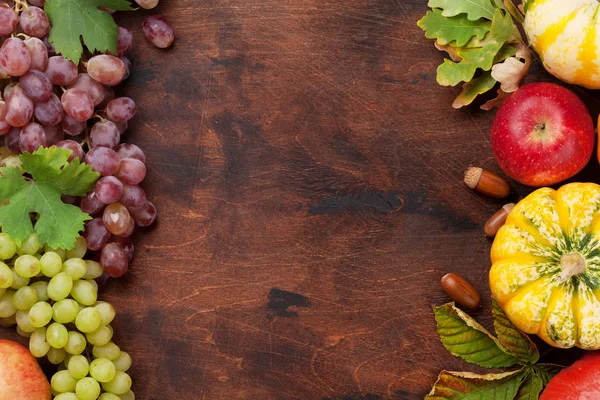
<box><xmin>3</xmin><ymin>0</ymin><xmax>596</xmax><ymax>399</ymax></box>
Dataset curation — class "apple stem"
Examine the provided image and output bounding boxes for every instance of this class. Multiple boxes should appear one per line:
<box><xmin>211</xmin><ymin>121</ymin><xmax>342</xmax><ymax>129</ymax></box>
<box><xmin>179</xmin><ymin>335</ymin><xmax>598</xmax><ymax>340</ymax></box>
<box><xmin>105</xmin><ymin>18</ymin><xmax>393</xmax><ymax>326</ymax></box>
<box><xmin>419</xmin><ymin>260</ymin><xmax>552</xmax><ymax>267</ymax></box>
<box><xmin>535</xmin><ymin>123</ymin><xmax>546</xmax><ymax>132</ymax></box>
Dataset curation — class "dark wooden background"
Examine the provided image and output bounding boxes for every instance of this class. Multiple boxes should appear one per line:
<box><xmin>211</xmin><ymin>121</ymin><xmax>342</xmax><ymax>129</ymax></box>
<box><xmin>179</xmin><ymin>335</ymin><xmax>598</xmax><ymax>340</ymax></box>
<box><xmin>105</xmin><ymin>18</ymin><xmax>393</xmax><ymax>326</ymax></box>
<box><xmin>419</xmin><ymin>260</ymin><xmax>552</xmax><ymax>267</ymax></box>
<box><xmin>2</xmin><ymin>0</ymin><xmax>598</xmax><ymax>398</ymax></box>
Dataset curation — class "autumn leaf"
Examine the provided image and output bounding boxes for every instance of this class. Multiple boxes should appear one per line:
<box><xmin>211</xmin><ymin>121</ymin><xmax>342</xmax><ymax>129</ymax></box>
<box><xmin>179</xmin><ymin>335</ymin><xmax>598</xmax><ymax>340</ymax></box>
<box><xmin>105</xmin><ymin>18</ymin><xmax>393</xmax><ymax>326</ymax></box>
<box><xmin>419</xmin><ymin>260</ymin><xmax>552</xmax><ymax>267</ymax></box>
<box><xmin>428</xmin><ymin>0</ymin><xmax>496</xmax><ymax>21</ymax></box>
<box><xmin>418</xmin><ymin>9</ymin><xmax>491</xmax><ymax>47</ymax></box>
<box><xmin>452</xmin><ymin>72</ymin><xmax>497</xmax><ymax>108</ymax></box>
<box><xmin>434</xmin><ymin>303</ymin><xmax>520</xmax><ymax>368</ymax></box>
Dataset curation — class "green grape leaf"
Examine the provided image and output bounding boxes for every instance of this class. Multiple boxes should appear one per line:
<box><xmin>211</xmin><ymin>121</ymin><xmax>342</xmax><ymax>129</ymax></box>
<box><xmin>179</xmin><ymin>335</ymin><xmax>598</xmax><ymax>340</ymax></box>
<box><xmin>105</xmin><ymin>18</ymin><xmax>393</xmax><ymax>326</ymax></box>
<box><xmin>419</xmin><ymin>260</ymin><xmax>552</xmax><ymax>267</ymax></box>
<box><xmin>45</xmin><ymin>0</ymin><xmax>134</xmax><ymax>64</ymax></box>
<box><xmin>428</xmin><ymin>0</ymin><xmax>496</xmax><ymax>21</ymax></box>
<box><xmin>434</xmin><ymin>303</ymin><xmax>521</xmax><ymax>368</ymax></box>
<box><xmin>0</xmin><ymin>147</ymin><xmax>99</xmax><ymax>249</ymax></box>
<box><xmin>425</xmin><ymin>369</ymin><xmax>526</xmax><ymax>400</ymax></box>
<box><xmin>452</xmin><ymin>71</ymin><xmax>497</xmax><ymax>109</ymax></box>
<box><xmin>437</xmin><ymin>9</ymin><xmax>514</xmax><ymax>86</ymax></box>
<box><xmin>492</xmin><ymin>300</ymin><xmax>539</xmax><ymax>365</ymax></box>
<box><xmin>417</xmin><ymin>9</ymin><xmax>491</xmax><ymax>47</ymax></box>
<box><xmin>514</xmin><ymin>370</ymin><xmax>543</xmax><ymax>400</ymax></box>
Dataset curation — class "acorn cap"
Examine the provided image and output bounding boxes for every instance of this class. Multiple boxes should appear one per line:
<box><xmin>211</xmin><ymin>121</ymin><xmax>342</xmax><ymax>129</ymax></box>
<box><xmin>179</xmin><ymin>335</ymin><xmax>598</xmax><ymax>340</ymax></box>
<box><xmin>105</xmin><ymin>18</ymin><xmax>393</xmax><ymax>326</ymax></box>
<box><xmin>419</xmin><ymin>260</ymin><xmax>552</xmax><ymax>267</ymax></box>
<box><xmin>464</xmin><ymin>167</ymin><xmax>483</xmax><ymax>189</ymax></box>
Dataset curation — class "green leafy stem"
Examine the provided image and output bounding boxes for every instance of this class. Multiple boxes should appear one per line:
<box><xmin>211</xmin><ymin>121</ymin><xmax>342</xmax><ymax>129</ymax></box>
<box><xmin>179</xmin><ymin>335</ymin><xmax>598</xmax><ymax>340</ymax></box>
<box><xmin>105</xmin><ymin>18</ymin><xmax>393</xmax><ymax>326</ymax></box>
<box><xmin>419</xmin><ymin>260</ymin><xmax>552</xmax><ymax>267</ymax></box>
<box><xmin>427</xmin><ymin>301</ymin><xmax>562</xmax><ymax>400</ymax></box>
<box><xmin>417</xmin><ymin>0</ymin><xmax>532</xmax><ymax>109</ymax></box>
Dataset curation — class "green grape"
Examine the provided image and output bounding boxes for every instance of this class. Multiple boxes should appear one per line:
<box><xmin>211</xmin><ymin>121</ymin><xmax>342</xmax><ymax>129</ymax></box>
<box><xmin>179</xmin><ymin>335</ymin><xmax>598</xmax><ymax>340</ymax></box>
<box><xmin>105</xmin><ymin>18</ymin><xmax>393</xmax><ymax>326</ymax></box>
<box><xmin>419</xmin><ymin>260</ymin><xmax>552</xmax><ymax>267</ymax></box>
<box><xmin>75</xmin><ymin>307</ymin><xmax>102</xmax><ymax>333</ymax></box>
<box><xmin>71</xmin><ymin>280</ymin><xmax>97</xmax><ymax>306</ymax></box>
<box><xmin>40</xmin><ymin>252</ymin><xmax>63</xmax><ymax>277</ymax></box>
<box><xmin>54</xmin><ymin>393</ymin><xmax>78</xmax><ymax>400</ymax></box>
<box><xmin>44</xmin><ymin>243</ymin><xmax>67</xmax><ymax>261</ymax></box>
<box><xmin>47</xmin><ymin>347</ymin><xmax>67</xmax><ymax>364</ymax></box>
<box><xmin>16</xmin><ymin>232</ymin><xmax>41</xmax><ymax>256</ymax></box>
<box><xmin>47</xmin><ymin>273</ymin><xmax>73</xmax><ymax>301</ymax></box>
<box><xmin>16</xmin><ymin>326</ymin><xmax>31</xmax><ymax>337</ymax></box>
<box><xmin>64</xmin><ymin>331</ymin><xmax>87</xmax><ymax>355</ymax></box>
<box><xmin>16</xmin><ymin>310</ymin><xmax>36</xmax><ymax>332</ymax></box>
<box><xmin>66</xmin><ymin>236</ymin><xmax>88</xmax><ymax>259</ymax></box>
<box><xmin>10</xmin><ymin>269</ymin><xmax>29</xmax><ymax>289</ymax></box>
<box><xmin>68</xmin><ymin>354</ymin><xmax>90</xmax><ymax>379</ymax></box>
<box><xmin>83</xmin><ymin>260</ymin><xmax>103</xmax><ymax>279</ymax></box>
<box><xmin>92</xmin><ymin>341</ymin><xmax>121</xmax><ymax>361</ymax></box>
<box><xmin>0</xmin><ymin>233</ymin><xmax>17</xmax><ymax>259</ymax></box>
<box><xmin>51</xmin><ymin>370</ymin><xmax>78</xmax><ymax>393</ymax></box>
<box><xmin>89</xmin><ymin>357</ymin><xmax>116</xmax><ymax>382</ymax></box>
<box><xmin>46</xmin><ymin>322</ymin><xmax>69</xmax><ymax>348</ymax></box>
<box><xmin>95</xmin><ymin>301</ymin><xmax>116</xmax><ymax>325</ymax></box>
<box><xmin>0</xmin><ymin>262</ymin><xmax>13</xmax><ymax>288</ymax></box>
<box><xmin>101</xmin><ymin>371</ymin><xmax>132</xmax><ymax>395</ymax></box>
<box><xmin>29</xmin><ymin>281</ymin><xmax>49</xmax><ymax>302</ymax></box>
<box><xmin>12</xmin><ymin>286</ymin><xmax>38</xmax><ymax>310</ymax></box>
<box><xmin>75</xmin><ymin>377</ymin><xmax>101</xmax><ymax>400</ymax></box>
<box><xmin>0</xmin><ymin>290</ymin><xmax>16</xmax><ymax>318</ymax></box>
<box><xmin>98</xmin><ymin>393</ymin><xmax>121</xmax><ymax>400</ymax></box>
<box><xmin>87</xmin><ymin>279</ymin><xmax>98</xmax><ymax>292</ymax></box>
<box><xmin>113</xmin><ymin>351</ymin><xmax>131</xmax><ymax>372</ymax></box>
<box><xmin>61</xmin><ymin>258</ymin><xmax>87</xmax><ymax>280</ymax></box>
<box><xmin>14</xmin><ymin>255</ymin><xmax>41</xmax><ymax>278</ymax></box>
<box><xmin>29</xmin><ymin>301</ymin><xmax>53</xmax><ymax>327</ymax></box>
<box><xmin>120</xmin><ymin>390</ymin><xmax>136</xmax><ymax>400</ymax></box>
<box><xmin>29</xmin><ymin>327</ymin><xmax>50</xmax><ymax>357</ymax></box>
<box><xmin>52</xmin><ymin>299</ymin><xmax>79</xmax><ymax>324</ymax></box>
<box><xmin>86</xmin><ymin>325</ymin><xmax>113</xmax><ymax>346</ymax></box>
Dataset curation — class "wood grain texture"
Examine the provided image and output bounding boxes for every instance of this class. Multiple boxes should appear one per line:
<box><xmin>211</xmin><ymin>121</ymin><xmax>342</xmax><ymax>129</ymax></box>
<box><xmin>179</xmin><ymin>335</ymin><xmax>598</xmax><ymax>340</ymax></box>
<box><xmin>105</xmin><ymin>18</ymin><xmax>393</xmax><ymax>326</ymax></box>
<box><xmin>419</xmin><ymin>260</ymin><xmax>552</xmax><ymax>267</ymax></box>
<box><xmin>2</xmin><ymin>0</ymin><xmax>598</xmax><ymax>398</ymax></box>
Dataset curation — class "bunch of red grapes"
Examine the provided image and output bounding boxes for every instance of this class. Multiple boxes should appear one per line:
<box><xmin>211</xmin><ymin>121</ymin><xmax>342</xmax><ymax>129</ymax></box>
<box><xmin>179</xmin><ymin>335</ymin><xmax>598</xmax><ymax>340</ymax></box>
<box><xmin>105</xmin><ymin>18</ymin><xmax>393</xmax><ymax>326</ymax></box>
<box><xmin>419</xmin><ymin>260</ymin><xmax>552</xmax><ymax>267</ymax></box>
<box><xmin>0</xmin><ymin>1</ymin><xmax>175</xmax><ymax>280</ymax></box>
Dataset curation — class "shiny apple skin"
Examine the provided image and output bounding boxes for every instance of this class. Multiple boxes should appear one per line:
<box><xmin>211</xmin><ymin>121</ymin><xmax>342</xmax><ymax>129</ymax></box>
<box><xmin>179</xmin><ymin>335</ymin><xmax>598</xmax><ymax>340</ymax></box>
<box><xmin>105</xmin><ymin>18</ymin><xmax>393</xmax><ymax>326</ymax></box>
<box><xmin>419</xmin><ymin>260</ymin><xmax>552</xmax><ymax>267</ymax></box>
<box><xmin>0</xmin><ymin>340</ymin><xmax>51</xmax><ymax>400</ymax></box>
<box><xmin>491</xmin><ymin>82</ymin><xmax>595</xmax><ymax>187</ymax></box>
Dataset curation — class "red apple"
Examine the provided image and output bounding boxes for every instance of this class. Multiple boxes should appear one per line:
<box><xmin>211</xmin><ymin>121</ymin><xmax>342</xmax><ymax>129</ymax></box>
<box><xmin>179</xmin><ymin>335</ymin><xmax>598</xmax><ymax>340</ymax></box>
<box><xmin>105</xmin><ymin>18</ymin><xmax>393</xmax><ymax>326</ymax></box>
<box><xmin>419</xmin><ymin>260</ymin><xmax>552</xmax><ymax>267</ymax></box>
<box><xmin>0</xmin><ymin>339</ymin><xmax>50</xmax><ymax>400</ymax></box>
<box><xmin>490</xmin><ymin>82</ymin><xmax>595</xmax><ymax>186</ymax></box>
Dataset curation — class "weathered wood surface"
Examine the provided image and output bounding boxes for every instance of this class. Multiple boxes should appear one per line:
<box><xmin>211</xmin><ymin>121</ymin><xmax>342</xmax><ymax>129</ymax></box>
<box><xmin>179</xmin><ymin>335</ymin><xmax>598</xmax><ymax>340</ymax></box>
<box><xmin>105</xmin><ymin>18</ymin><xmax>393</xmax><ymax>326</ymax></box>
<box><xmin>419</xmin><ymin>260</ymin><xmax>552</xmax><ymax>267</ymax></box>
<box><xmin>3</xmin><ymin>0</ymin><xmax>599</xmax><ymax>398</ymax></box>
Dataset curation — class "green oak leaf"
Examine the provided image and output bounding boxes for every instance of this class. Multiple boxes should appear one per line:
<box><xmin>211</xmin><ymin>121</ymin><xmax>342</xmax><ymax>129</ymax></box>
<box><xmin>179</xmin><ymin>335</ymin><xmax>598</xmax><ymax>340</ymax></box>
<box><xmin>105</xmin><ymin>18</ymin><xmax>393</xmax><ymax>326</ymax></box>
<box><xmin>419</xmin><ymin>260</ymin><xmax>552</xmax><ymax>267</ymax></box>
<box><xmin>492</xmin><ymin>300</ymin><xmax>539</xmax><ymax>365</ymax></box>
<box><xmin>428</xmin><ymin>0</ymin><xmax>496</xmax><ymax>21</ymax></box>
<box><xmin>437</xmin><ymin>9</ymin><xmax>513</xmax><ymax>86</ymax></box>
<box><xmin>45</xmin><ymin>0</ymin><xmax>134</xmax><ymax>63</ymax></box>
<box><xmin>434</xmin><ymin>303</ymin><xmax>520</xmax><ymax>368</ymax></box>
<box><xmin>452</xmin><ymin>71</ymin><xmax>497</xmax><ymax>109</ymax></box>
<box><xmin>417</xmin><ymin>9</ymin><xmax>491</xmax><ymax>47</ymax></box>
<box><xmin>425</xmin><ymin>369</ymin><xmax>526</xmax><ymax>400</ymax></box>
<box><xmin>0</xmin><ymin>147</ymin><xmax>99</xmax><ymax>249</ymax></box>
<box><xmin>494</xmin><ymin>44</ymin><xmax>518</xmax><ymax>63</ymax></box>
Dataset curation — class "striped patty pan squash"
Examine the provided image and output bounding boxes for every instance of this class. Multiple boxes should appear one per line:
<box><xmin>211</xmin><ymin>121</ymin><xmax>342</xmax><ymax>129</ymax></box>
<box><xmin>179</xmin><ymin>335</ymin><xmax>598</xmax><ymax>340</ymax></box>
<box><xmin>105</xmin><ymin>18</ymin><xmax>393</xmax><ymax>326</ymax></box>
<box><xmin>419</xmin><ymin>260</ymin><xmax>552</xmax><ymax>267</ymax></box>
<box><xmin>490</xmin><ymin>183</ymin><xmax>600</xmax><ymax>349</ymax></box>
<box><xmin>524</xmin><ymin>0</ymin><xmax>600</xmax><ymax>89</ymax></box>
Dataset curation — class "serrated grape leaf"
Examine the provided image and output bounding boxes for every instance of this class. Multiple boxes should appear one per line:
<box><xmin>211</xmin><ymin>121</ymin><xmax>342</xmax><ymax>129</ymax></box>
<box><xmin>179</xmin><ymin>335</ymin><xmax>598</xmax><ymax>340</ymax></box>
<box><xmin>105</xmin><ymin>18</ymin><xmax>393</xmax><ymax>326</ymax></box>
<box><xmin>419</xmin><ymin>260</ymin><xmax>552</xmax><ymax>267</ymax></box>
<box><xmin>452</xmin><ymin>71</ymin><xmax>497</xmax><ymax>109</ymax></box>
<box><xmin>437</xmin><ymin>9</ymin><xmax>514</xmax><ymax>86</ymax></box>
<box><xmin>425</xmin><ymin>369</ymin><xmax>526</xmax><ymax>400</ymax></box>
<box><xmin>428</xmin><ymin>0</ymin><xmax>496</xmax><ymax>21</ymax></box>
<box><xmin>434</xmin><ymin>303</ymin><xmax>520</xmax><ymax>368</ymax></box>
<box><xmin>514</xmin><ymin>370</ymin><xmax>542</xmax><ymax>400</ymax></box>
<box><xmin>45</xmin><ymin>0</ymin><xmax>134</xmax><ymax>64</ymax></box>
<box><xmin>492</xmin><ymin>300</ymin><xmax>539</xmax><ymax>365</ymax></box>
<box><xmin>418</xmin><ymin>9</ymin><xmax>491</xmax><ymax>47</ymax></box>
<box><xmin>0</xmin><ymin>147</ymin><xmax>99</xmax><ymax>249</ymax></box>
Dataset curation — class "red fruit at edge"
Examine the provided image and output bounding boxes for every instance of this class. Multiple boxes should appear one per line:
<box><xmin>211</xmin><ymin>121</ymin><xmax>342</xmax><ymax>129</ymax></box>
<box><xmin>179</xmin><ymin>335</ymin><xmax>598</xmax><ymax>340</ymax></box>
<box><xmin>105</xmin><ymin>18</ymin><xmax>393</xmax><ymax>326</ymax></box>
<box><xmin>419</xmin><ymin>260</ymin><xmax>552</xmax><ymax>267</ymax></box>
<box><xmin>490</xmin><ymin>82</ymin><xmax>594</xmax><ymax>187</ymax></box>
<box><xmin>540</xmin><ymin>351</ymin><xmax>600</xmax><ymax>399</ymax></box>
<box><xmin>0</xmin><ymin>339</ymin><xmax>51</xmax><ymax>399</ymax></box>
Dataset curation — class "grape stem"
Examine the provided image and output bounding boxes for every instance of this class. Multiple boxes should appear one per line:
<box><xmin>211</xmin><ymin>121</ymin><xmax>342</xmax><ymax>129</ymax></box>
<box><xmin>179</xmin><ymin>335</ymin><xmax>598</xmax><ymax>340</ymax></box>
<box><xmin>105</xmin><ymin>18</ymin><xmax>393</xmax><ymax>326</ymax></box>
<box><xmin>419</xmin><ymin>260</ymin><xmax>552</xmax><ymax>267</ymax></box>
<box><xmin>13</xmin><ymin>0</ymin><xmax>29</xmax><ymax>13</ymax></box>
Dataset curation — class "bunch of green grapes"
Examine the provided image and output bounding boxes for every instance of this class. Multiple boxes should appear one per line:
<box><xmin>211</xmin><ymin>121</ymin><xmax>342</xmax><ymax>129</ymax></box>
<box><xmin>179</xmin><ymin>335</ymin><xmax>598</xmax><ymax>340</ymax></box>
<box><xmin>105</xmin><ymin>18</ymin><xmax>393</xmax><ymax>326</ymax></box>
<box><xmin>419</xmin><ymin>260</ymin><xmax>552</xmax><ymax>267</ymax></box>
<box><xmin>0</xmin><ymin>232</ymin><xmax>135</xmax><ymax>400</ymax></box>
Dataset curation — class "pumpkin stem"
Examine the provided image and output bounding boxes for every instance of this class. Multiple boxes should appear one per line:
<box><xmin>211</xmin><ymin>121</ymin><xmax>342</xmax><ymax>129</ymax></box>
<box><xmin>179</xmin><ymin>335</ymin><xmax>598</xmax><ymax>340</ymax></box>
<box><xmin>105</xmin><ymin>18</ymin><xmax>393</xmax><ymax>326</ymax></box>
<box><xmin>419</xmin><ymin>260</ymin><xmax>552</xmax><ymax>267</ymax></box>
<box><xmin>558</xmin><ymin>252</ymin><xmax>587</xmax><ymax>282</ymax></box>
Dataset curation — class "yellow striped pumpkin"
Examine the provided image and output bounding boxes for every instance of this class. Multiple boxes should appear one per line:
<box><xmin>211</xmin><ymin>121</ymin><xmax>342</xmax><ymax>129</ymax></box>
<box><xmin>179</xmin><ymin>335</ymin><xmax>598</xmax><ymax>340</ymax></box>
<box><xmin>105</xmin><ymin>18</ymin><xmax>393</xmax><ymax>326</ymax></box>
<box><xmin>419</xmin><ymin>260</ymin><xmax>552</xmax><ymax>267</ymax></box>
<box><xmin>524</xmin><ymin>0</ymin><xmax>600</xmax><ymax>89</ymax></box>
<box><xmin>490</xmin><ymin>183</ymin><xmax>600</xmax><ymax>349</ymax></box>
